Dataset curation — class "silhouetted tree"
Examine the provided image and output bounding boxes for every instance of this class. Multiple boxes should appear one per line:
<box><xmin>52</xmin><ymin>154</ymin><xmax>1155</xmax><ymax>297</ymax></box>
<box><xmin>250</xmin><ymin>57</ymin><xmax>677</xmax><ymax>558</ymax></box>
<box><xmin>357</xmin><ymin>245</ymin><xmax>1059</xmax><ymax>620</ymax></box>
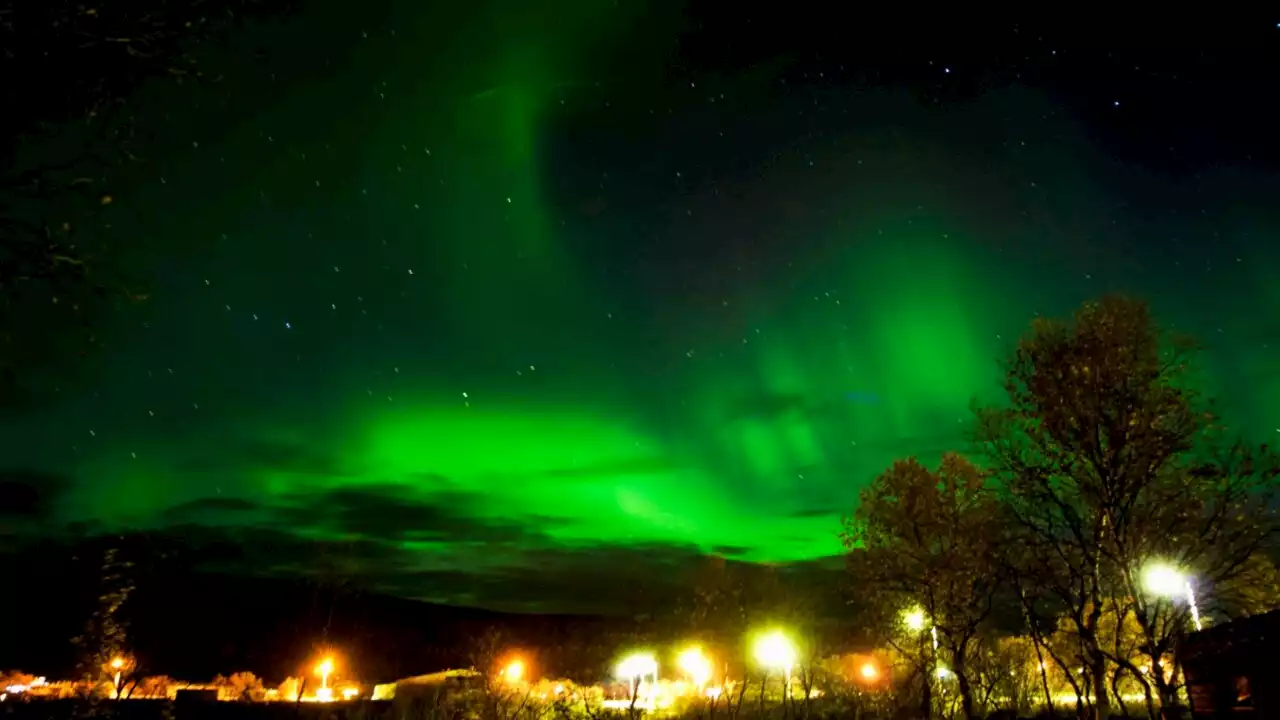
<box><xmin>1212</xmin><ymin>552</ymin><xmax>1280</xmax><ymax>619</ymax></box>
<box><xmin>71</xmin><ymin>546</ymin><xmax>134</xmax><ymax>709</ymax></box>
<box><xmin>467</xmin><ymin>627</ymin><xmax>538</xmax><ymax>720</ymax></box>
<box><xmin>843</xmin><ymin>453</ymin><xmax>1003</xmax><ymax>720</ymax></box>
<box><xmin>975</xmin><ymin>295</ymin><xmax>1280</xmax><ymax>719</ymax></box>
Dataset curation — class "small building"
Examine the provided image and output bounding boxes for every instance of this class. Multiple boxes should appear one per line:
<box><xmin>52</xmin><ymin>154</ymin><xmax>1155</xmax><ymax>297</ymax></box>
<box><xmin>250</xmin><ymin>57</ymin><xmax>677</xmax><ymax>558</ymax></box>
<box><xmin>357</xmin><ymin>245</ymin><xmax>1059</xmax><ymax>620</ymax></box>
<box><xmin>1178</xmin><ymin>608</ymin><xmax>1280</xmax><ymax>717</ymax></box>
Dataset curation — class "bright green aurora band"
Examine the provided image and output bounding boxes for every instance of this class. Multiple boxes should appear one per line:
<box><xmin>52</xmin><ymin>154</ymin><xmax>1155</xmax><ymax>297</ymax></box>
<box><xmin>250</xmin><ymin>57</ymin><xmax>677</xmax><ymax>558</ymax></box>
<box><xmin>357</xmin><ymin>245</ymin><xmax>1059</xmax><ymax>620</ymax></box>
<box><xmin>3</xmin><ymin>0</ymin><xmax>1277</xmax><ymax>611</ymax></box>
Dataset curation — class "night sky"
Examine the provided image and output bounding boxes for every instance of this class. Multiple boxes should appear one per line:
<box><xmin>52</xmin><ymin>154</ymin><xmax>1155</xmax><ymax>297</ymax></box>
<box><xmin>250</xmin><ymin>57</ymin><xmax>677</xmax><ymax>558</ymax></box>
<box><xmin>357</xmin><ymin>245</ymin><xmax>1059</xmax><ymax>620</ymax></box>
<box><xmin>4</xmin><ymin>5</ymin><xmax>1280</xmax><ymax>613</ymax></box>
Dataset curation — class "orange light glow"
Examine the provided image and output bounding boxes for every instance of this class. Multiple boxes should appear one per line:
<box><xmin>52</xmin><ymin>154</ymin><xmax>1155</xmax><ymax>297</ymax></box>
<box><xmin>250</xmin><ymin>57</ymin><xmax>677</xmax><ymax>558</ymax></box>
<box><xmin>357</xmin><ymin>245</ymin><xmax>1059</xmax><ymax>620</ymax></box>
<box><xmin>859</xmin><ymin>662</ymin><xmax>879</xmax><ymax>681</ymax></box>
<box><xmin>677</xmin><ymin>647</ymin><xmax>712</xmax><ymax>688</ymax></box>
<box><xmin>110</xmin><ymin>658</ymin><xmax>125</xmax><ymax>670</ymax></box>
<box><xmin>503</xmin><ymin>660</ymin><xmax>525</xmax><ymax>683</ymax></box>
<box><xmin>315</xmin><ymin>659</ymin><xmax>334</xmax><ymax>677</ymax></box>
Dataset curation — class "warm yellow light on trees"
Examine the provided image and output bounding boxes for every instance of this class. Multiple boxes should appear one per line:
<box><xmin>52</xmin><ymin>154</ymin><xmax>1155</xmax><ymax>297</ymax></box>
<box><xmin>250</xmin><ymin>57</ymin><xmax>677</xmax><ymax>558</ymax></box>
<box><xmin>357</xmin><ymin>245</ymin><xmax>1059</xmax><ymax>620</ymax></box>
<box><xmin>110</xmin><ymin>657</ymin><xmax>125</xmax><ymax>670</ymax></box>
<box><xmin>902</xmin><ymin>607</ymin><xmax>927</xmax><ymax>632</ymax></box>
<box><xmin>503</xmin><ymin>659</ymin><xmax>525</xmax><ymax>683</ymax></box>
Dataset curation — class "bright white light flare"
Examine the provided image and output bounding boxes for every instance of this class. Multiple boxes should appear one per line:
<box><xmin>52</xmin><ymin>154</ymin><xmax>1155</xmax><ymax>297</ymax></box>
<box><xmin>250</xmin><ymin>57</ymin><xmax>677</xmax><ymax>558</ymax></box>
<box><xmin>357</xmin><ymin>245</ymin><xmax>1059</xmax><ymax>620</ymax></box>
<box><xmin>753</xmin><ymin>631</ymin><xmax>796</xmax><ymax>670</ymax></box>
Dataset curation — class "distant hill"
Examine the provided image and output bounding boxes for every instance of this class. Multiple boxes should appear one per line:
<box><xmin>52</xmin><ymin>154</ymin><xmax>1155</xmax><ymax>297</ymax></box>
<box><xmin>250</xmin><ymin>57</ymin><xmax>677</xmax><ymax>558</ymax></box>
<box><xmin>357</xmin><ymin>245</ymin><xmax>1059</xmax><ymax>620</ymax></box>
<box><xmin>126</xmin><ymin>572</ymin><xmax>630</xmax><ymax>683</ymax></box>
<box><xmin>0</xmin><ymin>535</ymin><xmax>853</xmax><ymax>683</ymax></box>
<box><xmin>0</xmin><ymin>539</ymin><xmax>627</xmax><ymax>683</ymax></box>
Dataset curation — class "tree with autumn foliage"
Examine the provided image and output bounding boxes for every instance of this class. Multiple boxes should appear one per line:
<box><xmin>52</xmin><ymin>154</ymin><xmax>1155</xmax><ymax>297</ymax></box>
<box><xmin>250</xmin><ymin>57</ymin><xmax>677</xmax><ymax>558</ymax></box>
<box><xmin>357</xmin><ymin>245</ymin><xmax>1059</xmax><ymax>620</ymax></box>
<box><xmin>842</xmin><ymin>453</ymin><xmax>1004</xmax><ymax>720</ymax></box>
<box><xmin>213</xmin><ymin>672</ymin><xmax>267</xmax><ymax>702</ymax></box>
<box><xmin>975</xmin><ymin>295</ymin><xmax>1280</xmax><ymax>719</ymax></box>
<box><xmin>133</xmin><ymin>675</ymin><xmax>175</xmax><ymax>699</ymax></box>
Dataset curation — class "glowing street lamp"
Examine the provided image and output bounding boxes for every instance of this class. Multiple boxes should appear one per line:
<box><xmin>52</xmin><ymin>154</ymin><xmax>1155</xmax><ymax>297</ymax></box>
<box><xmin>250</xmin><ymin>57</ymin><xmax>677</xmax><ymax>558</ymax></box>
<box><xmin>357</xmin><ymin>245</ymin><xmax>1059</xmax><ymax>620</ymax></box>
<box><xmin>903</xmin><ymin>608</ymin><xmax>927</xmax><ymax>632</ymax></box>
<box><xmin>753</xmin><ymin>630</ymin><xmax>797</xmax><ymax>696</ymax></box>
<box><xmin>108</xmin><ymin>657</ymin><xmax>127</xmax><ymax>698</ymax></box>
<box><xmin>677</xmin><ymin>646</ymin><xmax>712</xmax><ymax>688</ymax></box>
<box><xmin>315</xmin><ymin>658</ymin><xmax>335</xmax><ymax>690</ymax></box>
<box><xmin>859</xmin><ymin>662</ymin><xmax>879</xmax><ymax>682</ymax></box>
<box><xmin>1142</xmin><ymin>562</ymin><xmax>1203</xmax><ymax>631</ymax></box>
<box><xmin>902</xmin><ymin>606</ymin><xmax>939</xmax><ymax>650</ymax></box>
<box><xmin>502</xmin><ymin>659</ymin><xmax>526</xmax><ymax>683</ymax></box>
<box><xmin>616</xmin><ymin>653</ymin><xmax>658</xmax><ymax>704</ymax></box>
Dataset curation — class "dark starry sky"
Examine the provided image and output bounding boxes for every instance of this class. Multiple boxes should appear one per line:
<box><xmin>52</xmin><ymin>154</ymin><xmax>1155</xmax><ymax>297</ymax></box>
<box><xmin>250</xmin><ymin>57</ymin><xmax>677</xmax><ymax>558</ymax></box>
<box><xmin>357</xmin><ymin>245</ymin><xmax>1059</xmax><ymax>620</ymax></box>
<box><xmin>3</xmin><ymin>4</ymin><xmax>1279</xmax><ymax>613</ymax></box>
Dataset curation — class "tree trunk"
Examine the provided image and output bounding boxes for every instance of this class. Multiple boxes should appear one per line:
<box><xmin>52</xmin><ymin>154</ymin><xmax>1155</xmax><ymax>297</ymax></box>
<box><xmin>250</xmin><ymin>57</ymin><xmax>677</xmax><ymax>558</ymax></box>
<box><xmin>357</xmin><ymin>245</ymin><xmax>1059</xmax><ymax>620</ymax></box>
<box><xmin>920</xmin><ymin>667</ymin><xmax>933</xmax><ymax>720</ymax></box>
<box><xmin>954</xmin><ymin>652</ymin><xmax>976</xmax><ymax>720</ymax></box>
<box><xmin>1091</xmin><ymin>653</ymin><xmax>1111</xmax><ymax>720</ymax></box>
<box><xmin>920</xmin><ymin>633</ymin><xmax>934</xmax><ymax>719</ymax></box>
<box><xmin>1031</xmin><ymin>640</ymin><xmax>1055</xmax><ymax>714</ymax></box>
<box><xmin>1082</xmin><ymin>603</ymin><xmax>1111</xmax><ymax>720</ymax></box>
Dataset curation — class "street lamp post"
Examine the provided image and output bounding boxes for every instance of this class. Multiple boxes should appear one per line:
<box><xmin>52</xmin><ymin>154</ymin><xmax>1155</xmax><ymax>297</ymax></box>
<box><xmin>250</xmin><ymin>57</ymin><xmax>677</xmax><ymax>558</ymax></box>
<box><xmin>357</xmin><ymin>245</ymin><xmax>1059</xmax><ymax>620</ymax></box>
<box><xmin>110</xmin><ymin>657</ymin><xmax>125</xmax><ymax>699</ymax></box>
<box><xmin>617</xmin><ymin>653</ymin><xmax>658</xmax><ymax>708</ymax></box>
<box><xmin>902</xmin><ymin>604</ymin><xmax>943</xmax><ymax>718</ymax></box>
<box><xmin>316</xmin><ymin>658</ymin><xmax>335</xmax><ymax>690</ymax></box>
<box><xmin>753</xmin><ymin>631</ymin><xmax>797</xmax><ymax>699</ymax></box>
<box><xmin>903</xmin><ymin>607</ymin><xmax>939</xmax><ymax>649</ymax></box>
<box><xmin>1142</xmin><ymin>563</ymin><xmax>1203</xmax><ymax>631</ymax></box>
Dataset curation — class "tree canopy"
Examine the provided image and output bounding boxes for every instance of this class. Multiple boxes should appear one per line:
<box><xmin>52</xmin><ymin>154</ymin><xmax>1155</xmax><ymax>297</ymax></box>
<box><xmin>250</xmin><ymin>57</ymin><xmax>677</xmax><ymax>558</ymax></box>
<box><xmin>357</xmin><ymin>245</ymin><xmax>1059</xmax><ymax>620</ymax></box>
<box><xmin>848</xmin><ymin>295</ymin><xmax>1280</xmax><ymax>720</ymax></box>
<box><xmin>844</xmin><ymin>453</ymin><xmax>1003</xmax><ymax>720</ymax></box>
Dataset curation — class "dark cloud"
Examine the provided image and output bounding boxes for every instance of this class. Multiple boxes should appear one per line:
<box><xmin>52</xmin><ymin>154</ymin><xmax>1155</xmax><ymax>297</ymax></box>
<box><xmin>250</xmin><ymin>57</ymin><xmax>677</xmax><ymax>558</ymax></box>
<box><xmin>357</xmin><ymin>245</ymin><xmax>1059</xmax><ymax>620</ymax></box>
<box><xmin>154</xmin><ymin>522</ymin><xmax>426</xmax><ymax>583</ymax></box>
<box><xmin>35</xmin><ymin>506</ymin><xmax>849</xmax><ymax>615</ymax></box>
<box><xmin>374</xmin><ymin>542</ymin><xmax>715</xmax><ymax>614</ymax></box>
<box><xmin>270</xmin><ymin>483</ymin><xmax>562</xmax><ymax>546</ymax></box>
<box><xmin>128</xmin><ymin>527</ymin><xmax>573</xmax><ymax>612</ymax></box>
<box><xmin>0</xmin><ymin>468</ymin><xmax>70</xmax><ymax>520</ymax></box>
<box><xmin>52</xmin><ymin>479</ymin><xmax>842</xmax><ymax>614</ymax></box>
<box><xmin>92</xmin><ymin>513</ymin><xmax>717</xmax><ymax>613</ymax></box>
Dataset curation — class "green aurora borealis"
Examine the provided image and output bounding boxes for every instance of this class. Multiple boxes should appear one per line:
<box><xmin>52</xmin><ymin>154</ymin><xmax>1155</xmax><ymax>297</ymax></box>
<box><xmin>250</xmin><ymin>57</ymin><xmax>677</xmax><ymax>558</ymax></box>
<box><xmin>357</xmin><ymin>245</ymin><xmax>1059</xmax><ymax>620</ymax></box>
<box><xmin>3</xmin><ymin>2</ymin><xmax>1279</xmax><ymax>612</ymax></box>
